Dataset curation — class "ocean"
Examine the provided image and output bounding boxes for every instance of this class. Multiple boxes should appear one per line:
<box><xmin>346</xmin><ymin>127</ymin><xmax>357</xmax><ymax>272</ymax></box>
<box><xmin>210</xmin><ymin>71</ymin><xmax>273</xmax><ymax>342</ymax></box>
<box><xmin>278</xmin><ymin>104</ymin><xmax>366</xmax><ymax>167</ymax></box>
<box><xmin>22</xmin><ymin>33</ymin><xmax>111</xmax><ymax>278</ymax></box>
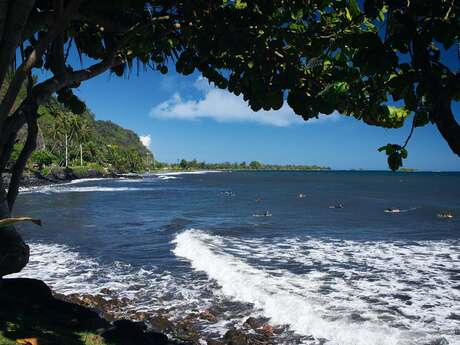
<box><xmin>10</xmin><ymin>171</ymin><xmax>460</xmax><ymax>345</ymax></box>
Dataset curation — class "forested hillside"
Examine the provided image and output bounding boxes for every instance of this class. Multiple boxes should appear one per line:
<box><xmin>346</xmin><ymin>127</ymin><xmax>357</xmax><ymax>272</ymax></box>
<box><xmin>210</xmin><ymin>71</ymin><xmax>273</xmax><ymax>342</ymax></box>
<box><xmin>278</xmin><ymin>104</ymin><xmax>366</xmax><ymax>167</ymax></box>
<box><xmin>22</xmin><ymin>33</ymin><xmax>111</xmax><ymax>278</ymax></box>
<box><xmin>33</xmin><ymin>98</ymin><xmax>153</xmax><ymax>172</ymax></box>
<box><xmin>1</xmin><ymin>73</ymin><xmax>153</xmax><ymax>174</ymax></box>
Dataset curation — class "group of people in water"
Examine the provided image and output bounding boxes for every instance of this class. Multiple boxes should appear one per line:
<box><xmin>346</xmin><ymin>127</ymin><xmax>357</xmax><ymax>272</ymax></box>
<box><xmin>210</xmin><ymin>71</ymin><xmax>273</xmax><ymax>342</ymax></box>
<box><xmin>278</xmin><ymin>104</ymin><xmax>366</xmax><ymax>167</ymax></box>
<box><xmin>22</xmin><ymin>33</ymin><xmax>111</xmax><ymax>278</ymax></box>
<box><xmin>221</xmin><ymin>190</ymin><xmax>455</xmax><ymax>220</ymax></box>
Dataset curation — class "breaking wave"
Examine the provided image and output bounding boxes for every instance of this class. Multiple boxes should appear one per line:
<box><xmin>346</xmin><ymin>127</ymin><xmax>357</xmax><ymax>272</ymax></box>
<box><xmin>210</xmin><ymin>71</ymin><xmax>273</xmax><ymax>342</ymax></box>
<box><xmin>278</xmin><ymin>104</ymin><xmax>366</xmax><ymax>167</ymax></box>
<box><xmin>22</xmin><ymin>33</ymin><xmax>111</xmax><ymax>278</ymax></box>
<box><xmin>173</xmin><ymin>229</ymin><xmax>460</xmax><ymax>345</ymax></box>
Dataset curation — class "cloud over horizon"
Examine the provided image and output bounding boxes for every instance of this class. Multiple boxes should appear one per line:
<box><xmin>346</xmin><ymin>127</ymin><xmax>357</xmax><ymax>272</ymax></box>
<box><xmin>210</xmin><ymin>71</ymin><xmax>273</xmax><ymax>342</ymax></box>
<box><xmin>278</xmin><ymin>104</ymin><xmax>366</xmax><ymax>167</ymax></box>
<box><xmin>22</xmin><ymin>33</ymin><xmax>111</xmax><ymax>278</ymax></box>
<box><xmin>139</xmin><ymin>134</ymin><xmax>152</xmax><ymax>148</ymax></box>
<box><xmin>150</xmin><ymin>78</ymin><xmax>339</xmax><ymax>126</ymax></box>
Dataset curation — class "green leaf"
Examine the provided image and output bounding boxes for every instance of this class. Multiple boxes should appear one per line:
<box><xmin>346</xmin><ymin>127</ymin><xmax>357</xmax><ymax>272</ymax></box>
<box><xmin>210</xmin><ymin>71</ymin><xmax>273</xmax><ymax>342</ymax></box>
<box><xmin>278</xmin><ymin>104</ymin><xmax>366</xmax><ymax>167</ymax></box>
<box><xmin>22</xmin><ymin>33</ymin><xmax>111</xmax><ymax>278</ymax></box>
<box><xmin>235</xmin><ymin>0</ymin><xmax>247</xmax><ymax>9</ymax></box>
<box><xmin>400</xmin><ymin>148</ymin><xmax>408</xmax><ymax>159</ymax></box>
<box><xmin>345</xmin><ymin>8</ymin><xmax>352</xmax><ymax>21</ymax></box>
<box><xmin>388</xmin><ymin>152</ymin><xmax>402</xmax><ymax>171</ymax></box>
<box><xmin>348</xmin><ymin>0</ymin><xmax>361</xmax><ymax>18</ymax></box>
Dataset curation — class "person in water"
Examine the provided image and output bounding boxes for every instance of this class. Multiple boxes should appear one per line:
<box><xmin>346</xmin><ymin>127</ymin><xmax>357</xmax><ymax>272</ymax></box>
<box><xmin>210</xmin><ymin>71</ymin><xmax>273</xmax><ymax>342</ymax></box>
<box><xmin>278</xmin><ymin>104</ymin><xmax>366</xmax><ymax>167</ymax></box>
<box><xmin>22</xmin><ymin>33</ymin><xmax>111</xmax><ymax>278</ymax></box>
<box><xmin>329</xmin><ymin>203</ymin><xmax>343</xmax><ymax>209</ymax></box>
<box><xmin>437</xmin><ymin>211</ymin><xmax>454</xmax><ymax>219</ymax></box>
<box><xmin>385</xmin><ymin>207</ymin><xmax>401</xmax><ymax>213</ymax></box>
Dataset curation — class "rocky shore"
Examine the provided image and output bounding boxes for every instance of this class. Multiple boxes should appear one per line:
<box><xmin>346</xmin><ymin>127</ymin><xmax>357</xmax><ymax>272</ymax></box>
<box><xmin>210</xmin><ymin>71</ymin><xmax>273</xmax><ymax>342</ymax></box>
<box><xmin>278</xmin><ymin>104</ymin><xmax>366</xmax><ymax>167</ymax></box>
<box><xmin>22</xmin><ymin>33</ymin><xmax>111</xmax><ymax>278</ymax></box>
<box><xmin>0</xmin><ymin>278</ymin><xmax>176</xmax><ymax>345</ymax></box>
<box><xmin>0</xmin><ymin>278</ymin><xmax>280</xmax><ymax>345</ymax></box>
<box><xmin>56</xmin><ymin>290</ymin><xmax>281</xmax><ymax>345</ymax></box>
<box><xmin>2</xmin><ymin>167</ymin><xmax>143</xmax><ymax>190</ymax></box>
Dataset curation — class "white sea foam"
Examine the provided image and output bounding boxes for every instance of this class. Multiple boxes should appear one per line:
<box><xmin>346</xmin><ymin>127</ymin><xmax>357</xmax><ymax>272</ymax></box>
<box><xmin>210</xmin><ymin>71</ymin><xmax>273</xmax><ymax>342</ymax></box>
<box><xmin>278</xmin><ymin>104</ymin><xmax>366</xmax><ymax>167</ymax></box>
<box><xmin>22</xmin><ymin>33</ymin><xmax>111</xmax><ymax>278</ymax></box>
<box><xmin>67</xmin><ymin>178</ymin><xmax>113</xmax><ymax>185</ymax></box>
<box><xmin>156</xmin><ymin>170</ymin><xmax>221</xmax><ymax>176</ymax></box>
<box><xmin>157</xmin><ymin>175</ymin><xmax>178</xmax><ymax>180</ymax></box>
<box><xmin>8</xmin><ymin>242</ymin><xmax>209</xmax><ymax>317</ymax></box>
<box><xmin>20</xmin><ymin>186</ymin><xmax>153</xmax><ymax>194</ymax></box>
<box><xmin>173</xmin><ymin>229</ymin><xmax>460</xmax><ymax>345</ymax></box>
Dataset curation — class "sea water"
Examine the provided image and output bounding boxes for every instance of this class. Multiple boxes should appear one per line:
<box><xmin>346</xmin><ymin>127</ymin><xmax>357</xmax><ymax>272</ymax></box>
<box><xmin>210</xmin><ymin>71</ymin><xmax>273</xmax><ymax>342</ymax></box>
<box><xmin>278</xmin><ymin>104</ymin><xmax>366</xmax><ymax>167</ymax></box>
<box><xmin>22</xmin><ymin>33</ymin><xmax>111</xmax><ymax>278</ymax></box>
<box><xmin>10</xmin><ymin>171</ymin><xmax>460</xmax><ymax>344</ymax></box>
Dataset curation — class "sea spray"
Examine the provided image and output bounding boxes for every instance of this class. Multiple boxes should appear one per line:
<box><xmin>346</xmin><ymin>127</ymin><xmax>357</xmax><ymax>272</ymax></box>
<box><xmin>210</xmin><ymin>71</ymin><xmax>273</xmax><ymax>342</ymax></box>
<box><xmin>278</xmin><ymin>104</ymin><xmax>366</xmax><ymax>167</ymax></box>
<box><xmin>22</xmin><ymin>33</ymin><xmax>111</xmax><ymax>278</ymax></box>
<box><xmin>172</xmin><ymin>229</ymin><xmax>404</xmax><ymax>345</ymax></box>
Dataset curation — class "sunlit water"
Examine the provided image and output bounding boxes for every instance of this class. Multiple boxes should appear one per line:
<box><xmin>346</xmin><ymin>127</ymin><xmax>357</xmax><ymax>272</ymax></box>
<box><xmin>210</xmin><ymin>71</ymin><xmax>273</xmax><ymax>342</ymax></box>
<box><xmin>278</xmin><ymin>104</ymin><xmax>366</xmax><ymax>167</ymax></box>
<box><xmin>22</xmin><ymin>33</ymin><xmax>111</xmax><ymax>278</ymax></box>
<box><xmin>11</xmin><ymin>171</ymin><xmax>460</xmax><ymax>345</ymax></box>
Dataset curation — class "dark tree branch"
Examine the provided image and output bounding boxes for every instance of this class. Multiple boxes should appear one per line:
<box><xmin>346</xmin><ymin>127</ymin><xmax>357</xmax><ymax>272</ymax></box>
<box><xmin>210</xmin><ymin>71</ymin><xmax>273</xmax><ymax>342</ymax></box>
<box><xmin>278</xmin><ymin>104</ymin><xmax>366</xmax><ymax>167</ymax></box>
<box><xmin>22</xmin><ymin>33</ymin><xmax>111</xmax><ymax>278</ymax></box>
<box><xmin>0</xmin><ymin>0</ymin><xmax>82</xmax><ymax>131</ymax></box>
<box><xmin>0</xmin><ymin>51</ymin><xmax>119</xmax><ymax>177</ymax></box>
<box><xmin>7</xmin><ymin>108</ymin><xmax>38</xmax><ymax>211</ymax></box>
<box><xmin>410</xmin><ymin>27</ymin><xmax>460</xmax><ymax>157</ymax></box>
<box><xmin>33</xmin><ymin>52</ymin><xmax>121</xmax><ymax>104</ymax></box>
<box><xmin>0</xmin><ymin>101</ymin><xmax>30</xmax><ymax>172</ymax></box>
<box><xmin>0</xmin><ymin>131</ymin><xmax>17</xmax><ymax>173</ymax></box>
<box><xmin>402</xmin><ymin>117</ymin><xmax>415</xmax><ymax>149</ymax></box>
<box><xmin>0</xmin><ymin>0</ymin><xmax>35</xmax><ymax>91</ymax></box>
<box><xmin>433</xmin><ymin>100</ymin><xmax>460</xmax><ymax>157</ymax></box>
<box><xmin>0</xmin><ymin>0</ymin><xmax>9</xmax><ymax>45</ymax></box>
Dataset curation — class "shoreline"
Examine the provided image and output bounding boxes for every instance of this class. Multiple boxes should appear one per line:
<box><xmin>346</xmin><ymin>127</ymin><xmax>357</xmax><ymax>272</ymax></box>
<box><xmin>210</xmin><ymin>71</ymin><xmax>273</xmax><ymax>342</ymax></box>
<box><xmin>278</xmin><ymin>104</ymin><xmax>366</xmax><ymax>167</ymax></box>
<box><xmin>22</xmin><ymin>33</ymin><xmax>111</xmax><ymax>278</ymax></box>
<box><xmin>0</xmin><ymin>277</ymin><xmax>277</xmax><ymax>345</ymax></box>
<box><xmin>55</xmin><ymin>287</ymin><xmax>279</xmax><ymax>345</ymax></box>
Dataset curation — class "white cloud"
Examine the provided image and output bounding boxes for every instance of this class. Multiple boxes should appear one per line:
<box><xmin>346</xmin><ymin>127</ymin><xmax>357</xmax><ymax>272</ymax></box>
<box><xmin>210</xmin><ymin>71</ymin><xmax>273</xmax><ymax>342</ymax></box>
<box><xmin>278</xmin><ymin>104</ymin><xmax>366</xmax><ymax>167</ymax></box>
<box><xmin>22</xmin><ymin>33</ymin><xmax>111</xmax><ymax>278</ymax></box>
<box><xmin>150</xmin><ymin>77</ymin><xmax>339</xmax><ymax>126</ymax></box>
<box><xmin>139</xmin><ymin>134</ymin><xmax>151</xmax><ymax>148</ymax></box>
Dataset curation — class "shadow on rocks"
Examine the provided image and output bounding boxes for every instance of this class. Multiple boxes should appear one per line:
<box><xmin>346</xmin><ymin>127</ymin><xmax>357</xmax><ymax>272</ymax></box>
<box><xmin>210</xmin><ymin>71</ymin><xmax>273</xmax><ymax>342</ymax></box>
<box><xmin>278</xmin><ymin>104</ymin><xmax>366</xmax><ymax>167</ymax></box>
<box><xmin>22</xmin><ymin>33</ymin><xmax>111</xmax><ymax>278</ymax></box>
<box><xmin>0</xmin><ymin>278</ymin><xmax>183</xmax><ymax>345</ymax></box>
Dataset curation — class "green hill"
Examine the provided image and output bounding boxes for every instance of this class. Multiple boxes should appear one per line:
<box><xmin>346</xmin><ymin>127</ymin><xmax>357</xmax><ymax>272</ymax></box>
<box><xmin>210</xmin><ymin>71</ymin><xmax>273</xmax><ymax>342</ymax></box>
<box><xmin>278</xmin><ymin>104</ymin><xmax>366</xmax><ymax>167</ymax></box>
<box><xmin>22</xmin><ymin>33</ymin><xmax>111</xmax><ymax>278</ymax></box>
<box><xmin>31</xmin><ymin>98</ymin><xmax>153</xmax><ymax>172</ymax></box>
<box><xmin>1</xmin><ymin>71</ymin><xmax>153</xmax><ymax>174</ymax></box>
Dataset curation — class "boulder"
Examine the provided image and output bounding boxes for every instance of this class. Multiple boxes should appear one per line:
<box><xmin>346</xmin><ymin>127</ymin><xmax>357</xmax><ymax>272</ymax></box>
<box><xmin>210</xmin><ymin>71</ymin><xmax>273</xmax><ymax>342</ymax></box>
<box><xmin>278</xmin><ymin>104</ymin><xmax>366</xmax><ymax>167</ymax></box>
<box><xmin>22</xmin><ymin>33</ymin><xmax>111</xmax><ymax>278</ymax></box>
<box><xmin>102</xmin><ymin>320</ymin><xmax>169</xmax><ymax>345</ymax></box>
<box><xmin>173</xmin><ymin>317</ymin><xmax>200</xmax><ymax>343</ymax></box>
<box><xmin>199</xmin><ymin>310</ymin><xmax>218</xmax><ymax>323</ymax></box>
<box><xmin>207</xmin><ymin>340</ymin><xmax>225</xmax><ymax>345</ymax></box>
<box><xmin>0</xmin><ymin>226</ymin><xmax>30</xmax><ymax>277</ymax></box>
<box><xmin>149</xmin><ymin>315</ymin><xmax>175</xmax><ymax>333</ymax></box>
<box><xmin>223</xmin><ymin>329</ymin><xmax>248</xmax><ymax>345</ymax></box>
<box><xmin>0</xmin><ymin>278</ymin><xmax>52</xmax><ymax>305</ymax></box>
<box><xmin>425</xmin><ymin>338</ymin><xmax>449</xmax><ymax>345</ymax></box>
<box><xmin>243</xmin><ymin>317</ymin><xmax>265</xmax><ymax>330</ymax></box>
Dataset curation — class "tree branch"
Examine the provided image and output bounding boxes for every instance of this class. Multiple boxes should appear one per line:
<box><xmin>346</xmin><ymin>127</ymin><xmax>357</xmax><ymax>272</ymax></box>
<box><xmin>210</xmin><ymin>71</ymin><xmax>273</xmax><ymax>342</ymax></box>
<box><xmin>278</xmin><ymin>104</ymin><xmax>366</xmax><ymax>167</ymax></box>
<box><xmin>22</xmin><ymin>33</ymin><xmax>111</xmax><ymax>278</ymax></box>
<box><xmin>0</xmin><ymin>0</ymin><xmax>9</xmax><ymax>46</ymax></box>
<box><xmin>0</xmin><ymin>0</ymin><xmax>82</xmax><ymax>131</ymax></box>
<box><xmin>0</xmin><ymin>0</ymin><xmax>35</xmax><ymax>90</ymax></box>
<box><xmin>7</xmin><ymin>108</ymin><xmax>37</xmax><ymax>211</ymax></box>
<box><xmin>0</xmin><ymin>100</ymin><xmax>31</xmax><ymax>172</ymax></box>
<box><xmin>433</xmin><ymin>100</ymin><xmax>460</xmax><ymax>157</ymax></box>
<box><xmin>33</xmin><ymin>52</ymin><xmax>121</xmax><ymax>104</ymax></box>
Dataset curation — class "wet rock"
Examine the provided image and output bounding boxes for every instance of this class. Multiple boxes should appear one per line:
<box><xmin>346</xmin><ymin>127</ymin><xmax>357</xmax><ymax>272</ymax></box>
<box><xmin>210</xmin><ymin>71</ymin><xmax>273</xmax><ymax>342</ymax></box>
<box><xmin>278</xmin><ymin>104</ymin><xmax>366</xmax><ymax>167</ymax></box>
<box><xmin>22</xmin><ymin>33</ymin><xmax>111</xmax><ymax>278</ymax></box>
<box><xmin>102</xmin><ymin>320</ymin><xmax>169</xmax><ymax>345</ymax></box>
<box><xmin>350</xmin><ymin>313</ymin><xmax>369</xmax><ymax>322</ymax></box>
<box><xmin>392</xmin><ymin>293</ymin><xmax>411</xmax><ymax>301</ymax></box>
<box><xmin>243</xmin><ymin>317</ymin><xmax>265</xmax><ymax>330</ymax></box>
<box><xmin>130</xmin><ymin>311</ymin><xmax>150</xmax><ymax>321</ymax></box>
<box><xmin>447</xmin><ymin>313</ymin><xmax>460</xmax><ymax>321</ymax></box>
<box><xmin>223</xmin><ymin>329</ymin><xmax>248</xmax><ymax>345</ymax></box>
<box><xmin>100</xmin><ymin>287</ymin><xmax>112</xmax><ymax>294</ymax></box>
<box><xmin>200</xmin><ymin>310</ymin><xmax>218</xmax><ymax>323</ymax></box>
<box><xmin>58</xmin><ymin>292</ymin><xmax>132</xmax><ymax>320</ymax></box>
<box><xmin>0</xmin><ymin>278</ymin><xmax>52</xmax><ymax>304</ymax></box>
<box><xmin>271</xmin><ymin>325</ymin><xmax>287</xmax><ymax>335</ymax></box>
<box><xmin>149</xmin><ymin>315</ymin><xmax>175</xmax><ymax>333</ymax></box>
<box><xmin>114</xmin><ymin>319</ymin><xmax>147</xmax><ymax>332</ymax></box>
<box><xmin>207</xmin><ymin>340</ymin><xmax>225</xmax><ymax>345</ymax></box>
<box><xmin>389</xmin><ymin>306</ymin><xmax>420</xmax><ymax>320</ymax></box>
<box><xmin>425</xmin><ymin>338</ymin><xmax>449</xmax><ymax>345</ymax></box>
<box><xmin>0</xmin><ymin>225</ymin><xmax>29</xmax><ymax>277</ymax></box>
<box><xmin>256</xmin><ymin>324</ymin><xmax>273</xmax><ymax>337</ymax></box>
<box><xmin>173</xmin><ymin>317</ymin><xmax>200</xmax><ymax>343</ymax></box>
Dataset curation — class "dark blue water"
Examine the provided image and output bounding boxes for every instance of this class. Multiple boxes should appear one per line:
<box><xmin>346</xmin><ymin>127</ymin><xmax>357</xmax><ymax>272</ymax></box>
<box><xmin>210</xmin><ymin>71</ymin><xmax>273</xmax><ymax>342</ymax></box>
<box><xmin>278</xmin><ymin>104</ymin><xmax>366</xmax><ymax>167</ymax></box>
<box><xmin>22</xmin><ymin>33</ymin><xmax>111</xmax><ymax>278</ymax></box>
<box><xmin>11</xmin><ymin>171</ymin><xmax>460</xmax><ymax>345</ymax></box>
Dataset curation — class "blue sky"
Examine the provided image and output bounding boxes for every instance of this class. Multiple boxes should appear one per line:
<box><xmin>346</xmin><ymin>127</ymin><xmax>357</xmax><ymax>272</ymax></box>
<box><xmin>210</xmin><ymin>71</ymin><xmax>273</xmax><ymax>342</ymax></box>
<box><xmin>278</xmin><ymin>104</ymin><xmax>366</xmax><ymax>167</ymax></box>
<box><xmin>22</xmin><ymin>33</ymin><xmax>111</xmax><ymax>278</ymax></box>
<box><xmin>51</xmin><ymin>60</ymin><xmax>460</xmax><ymax>171</ymax></box>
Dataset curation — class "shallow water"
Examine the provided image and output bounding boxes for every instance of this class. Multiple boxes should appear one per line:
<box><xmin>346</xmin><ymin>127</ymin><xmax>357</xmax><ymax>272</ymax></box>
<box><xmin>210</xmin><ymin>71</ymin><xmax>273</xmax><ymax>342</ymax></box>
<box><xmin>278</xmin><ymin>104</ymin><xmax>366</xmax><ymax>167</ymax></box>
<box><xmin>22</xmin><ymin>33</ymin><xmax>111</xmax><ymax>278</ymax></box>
<box><xmin>10</xmin><ymin>171</ymin><xmax>460</xmax><ymax>344</ymax></box>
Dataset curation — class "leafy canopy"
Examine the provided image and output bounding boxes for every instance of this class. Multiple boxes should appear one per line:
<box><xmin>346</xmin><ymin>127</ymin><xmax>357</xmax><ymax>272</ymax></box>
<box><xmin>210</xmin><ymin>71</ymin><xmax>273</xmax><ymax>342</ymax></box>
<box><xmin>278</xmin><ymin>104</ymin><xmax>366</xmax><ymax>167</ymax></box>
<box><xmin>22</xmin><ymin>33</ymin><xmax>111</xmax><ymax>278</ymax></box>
<box><xmin>1</xmin><ymin>0</ymin><xmax>460</xmax><ymax>182</ymax></box>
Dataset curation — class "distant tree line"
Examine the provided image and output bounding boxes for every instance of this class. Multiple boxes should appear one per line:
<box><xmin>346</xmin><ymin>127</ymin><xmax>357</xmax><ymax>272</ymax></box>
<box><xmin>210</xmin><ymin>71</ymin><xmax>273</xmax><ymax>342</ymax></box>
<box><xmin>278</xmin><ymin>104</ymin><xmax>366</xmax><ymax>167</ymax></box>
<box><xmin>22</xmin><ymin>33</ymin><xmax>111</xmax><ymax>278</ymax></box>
<box><xmin>158</xmin><ymin>159</ymin><xmax>330</xmax><ymax>171</ymax></box>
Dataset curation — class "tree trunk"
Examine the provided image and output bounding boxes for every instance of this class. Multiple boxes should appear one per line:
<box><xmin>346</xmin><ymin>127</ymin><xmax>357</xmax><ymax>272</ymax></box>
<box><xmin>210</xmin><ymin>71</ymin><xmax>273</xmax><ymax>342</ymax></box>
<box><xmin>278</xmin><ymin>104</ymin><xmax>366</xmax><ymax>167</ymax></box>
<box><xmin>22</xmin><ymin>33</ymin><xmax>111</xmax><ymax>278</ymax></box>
<box><xmin>0</xmin><ymin>182</ymin><xmax>29</xmax><ymax>278</ymax></box>
<box><xmin>433</xmin><ymin>100</ymin><xmax>460</xmax><ymax>158</ymax></box>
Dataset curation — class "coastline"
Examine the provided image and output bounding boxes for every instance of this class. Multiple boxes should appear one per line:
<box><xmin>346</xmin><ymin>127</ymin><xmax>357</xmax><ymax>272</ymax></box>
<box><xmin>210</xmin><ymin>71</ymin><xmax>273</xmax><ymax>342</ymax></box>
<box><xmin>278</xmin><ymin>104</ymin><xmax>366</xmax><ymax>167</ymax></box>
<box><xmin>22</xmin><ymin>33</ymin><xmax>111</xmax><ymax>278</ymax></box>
<box><xmin>0</xmin><ymin>277</ymin><xmax>276</xmax><ymax>345</ymax></box>
<box><xmin>54</xmin><ymin>286</ymin><xmax>278</xmax><ymax>345</ymax></box>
